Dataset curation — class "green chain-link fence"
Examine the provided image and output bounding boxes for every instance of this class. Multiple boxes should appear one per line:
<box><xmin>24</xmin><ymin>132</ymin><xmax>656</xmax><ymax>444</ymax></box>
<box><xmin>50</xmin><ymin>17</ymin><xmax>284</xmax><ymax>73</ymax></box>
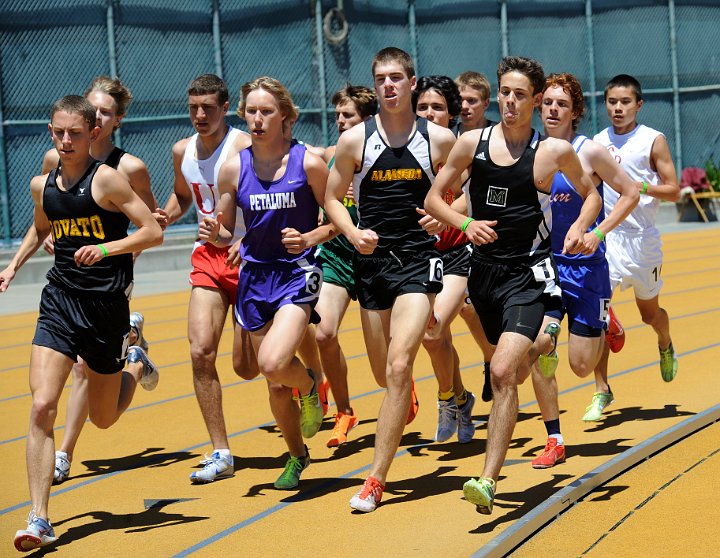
<box><xmin>2</xmin><ymin>0</ymin><xmax>719</xmax><ymax>244</ymax></box>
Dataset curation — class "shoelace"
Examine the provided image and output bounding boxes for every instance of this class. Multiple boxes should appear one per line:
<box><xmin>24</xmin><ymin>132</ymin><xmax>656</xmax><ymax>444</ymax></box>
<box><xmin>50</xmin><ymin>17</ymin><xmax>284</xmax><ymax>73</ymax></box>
<box><xmin>280</xmin><ymin>457</ymin><xmax>305</xmax><ymax>480</ymax></box>
<box><xmin>358</xmin><ymin>479</ymin><xmax>383</xmax><ymax>500</ymax></box>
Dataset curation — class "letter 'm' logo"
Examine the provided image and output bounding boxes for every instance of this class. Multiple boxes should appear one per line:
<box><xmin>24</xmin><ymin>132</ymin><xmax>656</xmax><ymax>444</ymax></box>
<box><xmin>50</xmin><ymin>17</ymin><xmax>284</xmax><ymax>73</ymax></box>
<box><xmin>486</xmin><ymin>185</ymin><xmax>508</xmax><ymax>207</ymax></box>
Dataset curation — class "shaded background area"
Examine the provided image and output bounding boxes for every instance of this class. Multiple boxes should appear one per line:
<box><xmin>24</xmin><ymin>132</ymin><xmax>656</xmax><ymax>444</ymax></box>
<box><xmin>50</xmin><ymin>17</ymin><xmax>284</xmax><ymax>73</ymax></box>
<box><xmin>2</xmin><ymin>0</ymin><xmax>719</xmax><ymax>243</ymax></box>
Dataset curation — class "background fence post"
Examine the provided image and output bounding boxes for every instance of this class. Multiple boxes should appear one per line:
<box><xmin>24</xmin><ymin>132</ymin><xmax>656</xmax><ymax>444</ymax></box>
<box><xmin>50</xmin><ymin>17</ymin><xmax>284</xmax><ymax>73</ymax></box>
<box><xmin>668</xmin><ymin>0</ymin><xmax>683</xmax><ymax>172</ymax></box>
<box><xmin>500</xmin><ymin>0</ymin><xmax>508</xmax><ymax>57</ymax></box>
<box><xmin>212</xmin><ymin>0</ymin><xmax>224</xmax><ymax>79</ymax></box>
<box><xmin>585</xmin><ymin>0</ymin><xmax>598</xmax><ymax>136</ymax></box>
<box><xmin>106</xmin><ymin>0</ymin><xmax>122</xmax><ymax>148</ymax></box>
<box><xmin>408</xmin><ymin>0</ymin><xmax>419</xmax><ymax>75</ymax></box>
<box><xmin>0</xmin><ymin>85</ymin><xmax>10</xmax><ymax>246</ymax></box>
<box><xmin>314</xmin><ymin>0</ymin><xmax>329</xmax><ymax>147</ymax></box>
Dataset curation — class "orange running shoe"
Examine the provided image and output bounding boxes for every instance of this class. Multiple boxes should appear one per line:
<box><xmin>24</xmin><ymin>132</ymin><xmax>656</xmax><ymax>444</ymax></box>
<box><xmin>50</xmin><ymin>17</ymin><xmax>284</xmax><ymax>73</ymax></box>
<box><xmin>326</xmin><ymin>410</ymin><xmax>359</xmax><ymax>447</ymax></box>
<box><xmin>318</xmin><ymin>379</ymin><xmax>330</xmax><ymax>416</ymax></box>
<box><xmin>406</xmin><ymin>379</ymin><xmax>420</xmax><ymax>425</ymax></box>
<box><xmin>349</xmin><ymin>476</ymin><xmax>385</xmax><ymax>513</ymax></box>
<box><xmin>531</xmin><ymin>437</ymin><xmax>566</xmax><ymax>469</ymax></box>
<box><xmin>606</xmin><ymin>305</ymin><xmax>625</xmax><ymax>353</ymax></box>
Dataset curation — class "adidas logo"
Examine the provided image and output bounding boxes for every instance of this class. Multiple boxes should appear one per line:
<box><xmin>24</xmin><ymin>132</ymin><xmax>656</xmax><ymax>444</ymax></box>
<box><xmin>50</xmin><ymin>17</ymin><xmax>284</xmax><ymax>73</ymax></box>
<box><xmin>475</xmin><ymin>152</ymin><xmax>487</xmax><ymax>160</ymax></box>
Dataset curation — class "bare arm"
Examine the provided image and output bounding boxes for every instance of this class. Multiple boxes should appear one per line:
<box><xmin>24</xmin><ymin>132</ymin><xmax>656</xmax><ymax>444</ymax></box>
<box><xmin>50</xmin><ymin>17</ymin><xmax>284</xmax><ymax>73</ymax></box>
<box><xmin>648</xmin><ymin>135</ymin><xmax>680</xmax><ymax>202</ymax></box>
<box><xmin>582</xmin><ymin>142</ymin><xmax>640</xmax><ymax>251</ymax></box>
<box><xmin>161</xmin><ymin>139</ymin><xmax>194</xmax><ymax>226</ymax></box>
<box><xmin>119</xmin><ymin>154</ymin><xmax>157</xmax><ymax>211</ymax></box>
<box><xmin>41</xmin><ymin>149</ymin><xmax>60</xmax><ymax>174</ymax></box>
<box><xmin>0</xmin><ymin>176</ymin><xmax>50</xmax><ymax>291</ymax></box>
<box><xmin>553</xmin><ymin>140</ymin><xmax>603</xmax><ymax>255</ymax></box>
<box><xmin>73</xmin><ymin>167</ymin><xmax>163</xmax><ymax>266</ymax></box>
<box><xmin>324</xmin><ymin>127</ymin><xmax>379</xmax><ymax>254</ymax></box>
<box><xmin>425</xmin><ymin>131</ymin><xmax>497</xmax><ymax>245</ymax></box>
<box><xmin>198</xmin><ymin>156</ymin><xmax>239</xmax><ymax>247</ymax></box>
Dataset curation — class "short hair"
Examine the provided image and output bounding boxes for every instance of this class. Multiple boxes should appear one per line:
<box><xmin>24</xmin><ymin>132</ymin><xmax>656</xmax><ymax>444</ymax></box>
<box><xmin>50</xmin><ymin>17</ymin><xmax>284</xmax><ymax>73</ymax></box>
<box><xmin>50</xmin><ymin>95</ymin><xmax>96</xmax><ymax>130</ymax></box>
<box><xmin>604</xmin><ymin>74</ymin><xmax>643</xmax><ymax>102</ymax></box>
<box><xmin>187</xmin><ymin>74</ymin><xmax>229</xmax><ymax>105</ymax></box>
<box><xmin>84</xmin><ymin>75</ymin><xmax>133</xmax><ymax>118</ymax></box>
<box><xmin>455</xmin><ymin>71</ymin><xmax>491</xmax><ymax>101</ymax></box>
<box><xmin>412</xmin><ymin>75</ymin><xmax>462</xmax><ymax>127</ymax></box>
<box><xmin>237</xmin><ymin>76</ymin><xmax>299</xmax><ymax>130</ymax></box>
<box><xmin>543</xmin><ymin>73</ymin><xmax>585</xmax><ymax>131</ymax></box>
<box><xmin>371</xmin><ymin>47</ymin><xmax>415</xmax><ymax>79</ymax></box>
<box><xmin>331</xmin><ymin>84</ymin><xmax>377</xmax><ymax>119</ymax></box>
<box><xmin>497</xmin><ymin>56</ymin><xmax>545</xmax><ymax>96</ymax></box>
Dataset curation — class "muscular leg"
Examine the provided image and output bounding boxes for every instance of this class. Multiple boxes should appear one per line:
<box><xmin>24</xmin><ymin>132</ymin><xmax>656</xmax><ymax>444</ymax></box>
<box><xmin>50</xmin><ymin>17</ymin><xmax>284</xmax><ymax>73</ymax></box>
<box><xmin>315</xmin><ymin>283</ymin><xmax>352</xmax><ymax>413</ymax></box>
<box><xmin>481</xmin><ymin>332</ymin><xmax>533</xmax><ymax>481</ymax></box>
<box><xmin>233</xmin><ymin>324</ymin><xmax>259</xmax><ymax>380</ymax></box>
<box><xmin>27</xmin><ymin>346</ymin><xmax>74</xmax><ymax>520</ymax></box>
<box><xmin>635</xmin><ymin>295</ymin><xmax>672</xmax><ymax>349</ymax></box>
<box><xmin>57</xmin><ymin>361</ymin><xmax>89</xmax><ymax>461</ymax></box>
<box><xmin>592</xmin><ymin>342</ymin><xmax>612</xmax><ymax>394</ymax></box>
<box><xmin>298</xmin><ymin>324</ymin><xmax>323</xmax><ymax>380</ymax></box>
<box><xmin>361</xmin><ymin>308</ymin><xmax>391</xmax><ymax>388</ymax></box>
<box><xmin>188</xmin><ymin>286</ymin><xmax>232</xmax><ymax>451</ymax></box>
<box><xmin>423</xmin><ymin>274</ymin><xmax>466</xmax><ymax>394</ymax></box>
<box><xmin>369</xmin><ymin>293</ymin><xmax>433</xmax><ymax>484</ymax></box>
<box><xmin>568</xmin><ymin>332</ymin><xmax>605</xmax><ymax>378</ymax></box>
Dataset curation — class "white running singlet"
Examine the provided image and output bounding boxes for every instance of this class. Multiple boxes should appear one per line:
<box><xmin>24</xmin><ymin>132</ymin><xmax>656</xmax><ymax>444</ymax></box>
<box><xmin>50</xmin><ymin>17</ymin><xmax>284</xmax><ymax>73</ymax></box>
<box><xmin>181</xmin><ymin>126</ymin><xmax>247</xmax><ymax>246</ymax></box>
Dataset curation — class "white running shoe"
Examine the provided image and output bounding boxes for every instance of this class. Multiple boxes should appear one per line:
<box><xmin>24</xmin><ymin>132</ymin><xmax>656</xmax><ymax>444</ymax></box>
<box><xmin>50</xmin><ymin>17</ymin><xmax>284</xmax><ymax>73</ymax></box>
<box><xmin>14</xmin><ymin>510</ymin><xmax>56</xmax><ymax>552</ymax></box>
<box><xmin>435</xmin><ymin>397</ymin><xmax>459</xmax><ymax>443</ymax></box>
<box><xmin>128</xmin><ymin>346</ymin><xmax>159</xmax><ymax>391</ymax></box>
<box><xmin>190</xmin><ymin>451</ymin><xmax>234</xmax><ymax>484</ymax></box>
<box><xmin>129</xmin><ymin>311</ymin><xmax>149</xmax><ymax>352</ymax></box>
<box><xmin>53</xmin><ymin>451</ymin><xmax>71</xmax><ymax>485</ymax></box>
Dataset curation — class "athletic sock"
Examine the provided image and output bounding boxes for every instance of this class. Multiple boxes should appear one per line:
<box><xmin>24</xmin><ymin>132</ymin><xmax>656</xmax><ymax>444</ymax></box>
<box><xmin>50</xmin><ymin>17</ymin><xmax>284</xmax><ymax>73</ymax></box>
<box><xmin>544</xmin><ymin>418</ymin><xmax>561</xmax><ymax>437</ymax></box>
<box><xmin>438</xmin><ymin>389</ymin><xmax>455</xmax><ymax>401</ymax></box>
<box><xmin>456</xmin><ymin>389</ymin><xmax>468</xmax><ymax>406</ymax></box>
<box><xmin>549</xmin><ymin>433</ymin><xmax>564</xmax><ymax>446</ymax></box>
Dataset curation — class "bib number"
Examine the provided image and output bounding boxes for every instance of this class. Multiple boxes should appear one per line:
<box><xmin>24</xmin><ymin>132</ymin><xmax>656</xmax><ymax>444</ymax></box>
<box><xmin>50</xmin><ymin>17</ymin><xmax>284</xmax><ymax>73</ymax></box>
<box><xmin>531</xmin><ymin>257</ymin><xmax>556</xmax><ymax>282</ymax></box>
<box><xmin>600</xmin><ymin>298</ymin><xmax>610</xmax><ymax>323</ymax></box>
<box><xmin>306</xmin><ymin>269</ymin><xmax>322</xmax><ymax>295</ymax></box>
<box><xmin>428</xmin><ymin>257</ymin><xmax>443</xmax><ymax>283</ymax></box>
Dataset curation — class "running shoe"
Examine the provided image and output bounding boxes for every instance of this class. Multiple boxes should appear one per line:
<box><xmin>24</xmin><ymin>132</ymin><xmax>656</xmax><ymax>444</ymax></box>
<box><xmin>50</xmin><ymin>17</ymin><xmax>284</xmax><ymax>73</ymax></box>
<box><xmin>605</xmin><ymin>306</ymin><xmax>625</xmax><ymax>353</ymax></box>
<box><xmin>659</xmin><ymin>342</ymin><xmax>678</xmax><ymax>382</ymax></box>
<box><xmin>326</xmin><ymin>410</ymin><xmax>358</xmax><ymax>447</ymax></box>
<box><xmin>582</xmin><ymin>390</ymin><xmax>614</xmax><ymax>422</ymax></box>
<box><xmin>531</xmin><ymin>437</ymin><xmax>566</xmax><ymax>469</ymax></box>
<box><xmin>349</xmin><ymin>476</ymin><xmax>385</xmax><ymax>513</ymax></box>
<box><xmin>129</xmin><ymin>311</ymin><xmax>149</xmax><ymax>352</ymax></box>
<box><xmin>318</xmin><ymin>378</ymin><xmax>330</xmax><ymax>416</ymax></box>
<box><xmin>274</xmin><ymin>448</ymin><xmax>310</xmax><ymax>490</ymax></box>
<box><xmin>296</xmin><ymin>370</ymin><xmax>323</xmax><ymax>439</ymax></box>
<box><xmin>457</xmin><ymin>391</ymin><xmax>476</xmax><ymax>444</ymax></box>
<box><xmin>406</xmin><ymin>379</ymin><xmax>420</xmax><ymax>425</ymax></box>
<box><xmin>538</xmin><ymin>322</ymin><xmax>561</xmax><ymax>378</ymax></box>
<box><xmin>53</xmin><ymin>451</ymin><xmax>71</xmax><ymax>485</ymax></box>
<box><xmin>128</xmin><ymin>345</ymin><xmax>159</xmax><ymax>391</ymax></box>
<box><xmin>14</xmin><ymin>510</ymin><xmax>56</xmax><ymax>552</ymax></box>
<box><xmin>463</xmin><ymin>477</ymin><xmax>496</xmax><ymax>515</ymax></box>
<box><xmin>190</xmin><ymin>450</ymin><xmax>234</xmax><ymax>484</ymax></box>
<box><xmin>481</xmin><ymin>362</ymin><xmax>493</xmax><ymax>402</ymax></box>
<box><xmin>435</xmin><ymin>397</ymin><xmax>459</xmax><ymax>443</ymax></box>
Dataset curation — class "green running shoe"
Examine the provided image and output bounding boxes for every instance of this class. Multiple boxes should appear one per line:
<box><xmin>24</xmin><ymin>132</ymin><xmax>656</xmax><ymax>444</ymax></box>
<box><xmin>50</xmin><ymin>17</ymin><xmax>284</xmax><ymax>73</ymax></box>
<box><xmin>463</xmin><ymin>477</ymin><xmax>496</xmax><ymax>515</ymax></box>
<box><xmin>582</xmin><ymin>390</ymin><xmax>614</xmax><ymax>422</ymax></box>
<box><xmin>538</xmin><ymin>322</ymin><xmax>561</xmax><ymax>378</ymax></box>
<box><xmin>274</xmin><ymin>447</ymin><xmax>310</xmax><ymax>490</ymax></box>
<box><xmin>296</xmin><ymin>369</ymin><xmax>324</xmax><ymax>439</ymax></box>
<box><xmin>659</xmin><ymin>343</ymin><xmax>678</xmax><ymax>382</ymax></box>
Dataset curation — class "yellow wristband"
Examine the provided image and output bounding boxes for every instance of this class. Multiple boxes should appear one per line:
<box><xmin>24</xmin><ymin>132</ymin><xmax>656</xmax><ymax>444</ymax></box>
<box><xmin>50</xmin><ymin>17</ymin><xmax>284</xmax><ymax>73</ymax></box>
<box><xmin>641</xmin><ymin>181</ymin><xmax>649</xmax><ymax>194</ymax></box>
<box><xmin>461</xmin><ymin>217</ymin><xmax>475</xmax><ymax>233</ymax></box>
<box><xmin>593</xmin><ymin>227</ymin><xmax>605</xmax><ymax>241</ymax></box>
<box><xmin>98</xmin><ymin>244</ymin><xmax>108</xmax><ymax>258</ymax></box>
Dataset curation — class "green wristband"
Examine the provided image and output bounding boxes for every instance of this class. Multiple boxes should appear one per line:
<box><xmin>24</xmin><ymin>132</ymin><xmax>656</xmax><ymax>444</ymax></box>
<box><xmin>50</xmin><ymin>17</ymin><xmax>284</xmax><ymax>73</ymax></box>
<box><xmin>461</xmin><ymin>217</ymin><xmax>475</xmax><ymax>233</ymax></box>
<box><xmin>641</xmin><ymin>181</ymin><xmax>649</xmax><ymax>194</ymax></box>
<box><xmin>593</xmin><ymin>227</ymin><xmax>605</xmax><ymax>241</ymax></box>
<box><xmin>98</xmin><ymin>244</ymin><xmax>108</xmax><ymax>258</ymax></box>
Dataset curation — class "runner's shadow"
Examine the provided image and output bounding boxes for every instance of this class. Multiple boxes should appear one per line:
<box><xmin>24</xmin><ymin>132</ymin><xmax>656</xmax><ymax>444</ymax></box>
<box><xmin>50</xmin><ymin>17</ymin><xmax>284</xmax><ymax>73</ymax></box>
<box><xmin>364</xmin><ymin>466</ymin><xmax>466</xmax><ymax>509</ymax></box>
<box><xmin>584</xmin><ymin>405</ymin><xmax>695</xmax><ymax>432</ymax></box>
<box><xmin>72</xmin><ymin>448</ymin><xmax>198</xmax><ymax>481</ymax></box>
<box><xmin>28</xmin><ymin>501</ymin><xmax>208</xmax><ymax>555</ymax></box>
<box><xmin>522</xmin><ymin>438</ymin><xmax>634</xmax><ymax>460</ymax></box>
<box><xmin>469</xmin><ymin>474</ymin><xmax>574</xmax><ymax>534</ymax></box>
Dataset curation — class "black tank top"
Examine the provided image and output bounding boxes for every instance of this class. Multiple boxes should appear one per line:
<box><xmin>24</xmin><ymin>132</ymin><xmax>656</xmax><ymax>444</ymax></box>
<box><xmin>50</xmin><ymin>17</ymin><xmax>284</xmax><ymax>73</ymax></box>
<box><xmin>352</xmin><ymin>117</ymin><xmax>436</xmax><ymax>253</ymax></box>
<box><xmin>468</xmin><ymin>125</ymin><xmax>552</xmax><ymax>262</ymax></box>
<box><xmin>104</xmin><ymin>146</ymin><xmax>126</xmax><ymax>169</ymax></box>
<box><xmin>44</xmin><ymin>160</ymin><xmax>133</xmax><ymax>294</ymax></box>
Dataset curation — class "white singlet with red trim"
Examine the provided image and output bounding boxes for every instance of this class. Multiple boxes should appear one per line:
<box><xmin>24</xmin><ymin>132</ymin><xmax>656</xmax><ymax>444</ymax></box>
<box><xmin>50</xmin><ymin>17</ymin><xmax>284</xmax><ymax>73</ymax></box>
<box><xmin>181</xmin><ymin>126</ymin><xmax>247</xmax><ymax>247</ymax></box>
<box><xmin>594</xmin><ymin>124</ymin><xmax>662</xmax><ymax>234</ymax></box>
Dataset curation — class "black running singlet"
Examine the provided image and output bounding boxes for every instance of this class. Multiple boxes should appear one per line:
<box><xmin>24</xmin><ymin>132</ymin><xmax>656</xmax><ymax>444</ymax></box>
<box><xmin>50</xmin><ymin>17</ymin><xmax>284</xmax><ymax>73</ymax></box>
<box><xmin>104</xmin><ymin>146</ymin><xmax>126</xmax><ymax>169</ymax></box>
<box><xmin>468</xmin><ymin>125</ymin><xmax>552</xmax><ymax>262</ymax></box>
<box><xmin>44</xmin><ymin>160</ymin><xmax>133</xmax><ymax>294</ymax></box>
<box><xmin>352</xmin><ymin>117</ymin><xmax>436</xmax><ymax>253</ymax></box>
